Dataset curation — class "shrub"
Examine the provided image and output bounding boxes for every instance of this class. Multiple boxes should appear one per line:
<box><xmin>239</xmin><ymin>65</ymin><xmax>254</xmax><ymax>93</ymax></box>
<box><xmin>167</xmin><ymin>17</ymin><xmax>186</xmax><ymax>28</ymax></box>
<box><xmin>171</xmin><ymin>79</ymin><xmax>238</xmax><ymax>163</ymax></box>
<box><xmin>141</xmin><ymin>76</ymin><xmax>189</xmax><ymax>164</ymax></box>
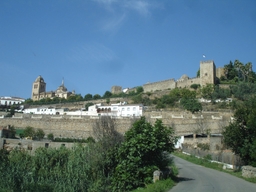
<box><xmin>111</xmin><ymin>117</ymin><xmax>177</xmax><ymax>191</ymax></box>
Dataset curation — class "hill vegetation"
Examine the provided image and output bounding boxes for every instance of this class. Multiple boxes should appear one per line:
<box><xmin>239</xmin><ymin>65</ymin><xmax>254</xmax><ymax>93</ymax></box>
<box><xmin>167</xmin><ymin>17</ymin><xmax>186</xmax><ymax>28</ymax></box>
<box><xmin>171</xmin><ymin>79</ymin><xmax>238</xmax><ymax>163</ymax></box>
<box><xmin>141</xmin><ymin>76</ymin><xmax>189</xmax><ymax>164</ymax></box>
<box><xmin>0</xmin><ymin>117</ymin><xmax>177</xmax><ymax>191</ymax></box>
<box><xmin>21</xmin><ymin>60</ymin><xmax>256</xmax><ymax>113</ymax></box>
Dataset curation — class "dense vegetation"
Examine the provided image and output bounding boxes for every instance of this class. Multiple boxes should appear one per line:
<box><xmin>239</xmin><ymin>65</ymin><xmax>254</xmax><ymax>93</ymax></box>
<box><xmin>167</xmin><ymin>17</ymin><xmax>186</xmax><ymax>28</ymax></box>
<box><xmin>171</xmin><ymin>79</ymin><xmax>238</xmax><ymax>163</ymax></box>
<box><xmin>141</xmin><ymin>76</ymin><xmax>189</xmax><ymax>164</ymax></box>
<box><xmin>0</xmin><ymin>117</ymin><xmax>177</xmax><ymax>191</ymax></box>
<box><xmin>223</xmin><ymin>96</ymin><xmax>256</xmax><ymax>166</ymax></box>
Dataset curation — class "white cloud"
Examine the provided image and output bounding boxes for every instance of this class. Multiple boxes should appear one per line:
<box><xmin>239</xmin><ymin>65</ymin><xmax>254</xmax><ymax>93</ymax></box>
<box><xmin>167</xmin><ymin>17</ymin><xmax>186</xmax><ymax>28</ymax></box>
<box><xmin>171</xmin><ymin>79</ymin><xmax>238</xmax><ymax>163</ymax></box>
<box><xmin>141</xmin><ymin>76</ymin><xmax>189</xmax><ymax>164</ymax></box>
<box><xmin>68</xmin><ymin>43</ymin><xmax>117</xmax><ymax>64</ymax></box>
<box><xmin>92</xmin><ymin>0</ymin><xmax>161</xmax><ymax>32</ymax></box>
<box><xmin>102</xmin><ymin>13</ymin><xmax>126</xmax><ymax>31</ymax></box>
<box><xmin>93</xmin><ymin>0</ymin><xmax>153</xmax><ymax>17</ymax></box>
<box><xmin>124</xmin><ymin>0</ymin><xmax>151</xmax><ymax>17</ymax></box>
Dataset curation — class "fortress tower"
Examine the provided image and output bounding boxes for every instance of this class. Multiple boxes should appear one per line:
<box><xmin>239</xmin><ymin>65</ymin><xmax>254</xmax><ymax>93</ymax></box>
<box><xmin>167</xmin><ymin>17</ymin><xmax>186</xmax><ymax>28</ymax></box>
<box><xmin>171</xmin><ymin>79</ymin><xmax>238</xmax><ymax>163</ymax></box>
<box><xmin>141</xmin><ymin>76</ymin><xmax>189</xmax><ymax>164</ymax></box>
<box><xmin>111</xmin><ymin>86</ymin><xmax>122</xmax><ymax>94</ymax></box>
<box><xmin>200</xmin><ymin>60</ymin><xmax>216</xmax><ymax>86</ymax></box>
<box><xmin>31</xmin><ymin>75</ymin><xmax>46</xmax><ymax>101</ymax></box>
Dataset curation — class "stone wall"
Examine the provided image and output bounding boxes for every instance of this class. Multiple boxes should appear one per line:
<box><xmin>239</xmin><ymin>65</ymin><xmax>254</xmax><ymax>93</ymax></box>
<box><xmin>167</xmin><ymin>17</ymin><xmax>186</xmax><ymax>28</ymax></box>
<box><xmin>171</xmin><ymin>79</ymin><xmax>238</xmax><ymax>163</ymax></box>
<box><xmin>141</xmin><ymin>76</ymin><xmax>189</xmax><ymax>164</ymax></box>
<box><xmin>3</xmin><ymin>138</ymin><xmax>78</xmax><ymax>154</ymax></box>
<box><xmin>242</xmin><ymin>166</ymin><xmax>256</xmax><ymax>178</ymax></box>
<box><xmin>0</xmin><ymin>110</ymin><xmax>233</xmax><ymax>139</ymax></box>
<box><xmin>176</xmin><ymin>77</ymin><xmax>200</xmax><ymax>89</ymax></box>
<box><xmin>216</xmin><ymin>67</ymin><xmax>225</xmax><ymax>79</ymax></box>
<box><xmin>143</xmin><ymin>79</ymin><xmax>176</xmax><ymax>93</ymax></box>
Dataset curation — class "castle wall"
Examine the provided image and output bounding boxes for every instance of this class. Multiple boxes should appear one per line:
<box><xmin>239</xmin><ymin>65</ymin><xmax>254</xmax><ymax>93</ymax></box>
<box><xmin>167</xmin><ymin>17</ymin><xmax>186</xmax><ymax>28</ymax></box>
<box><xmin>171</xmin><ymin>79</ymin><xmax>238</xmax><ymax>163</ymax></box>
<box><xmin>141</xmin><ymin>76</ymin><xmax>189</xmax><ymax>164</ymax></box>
<box><xmin>176</xmin><ymin>77</ymin><xmax>200</xmax><ymax>89</ymax></box>
<box><xmin>143</xmin><ymin>79</ymin><xmax>176</xmax><ymax>92</ymax></box>
<box><xmin>216</xmin><ymin>67</ymin><xmax>225</xmax><ymax>79</ymax></box>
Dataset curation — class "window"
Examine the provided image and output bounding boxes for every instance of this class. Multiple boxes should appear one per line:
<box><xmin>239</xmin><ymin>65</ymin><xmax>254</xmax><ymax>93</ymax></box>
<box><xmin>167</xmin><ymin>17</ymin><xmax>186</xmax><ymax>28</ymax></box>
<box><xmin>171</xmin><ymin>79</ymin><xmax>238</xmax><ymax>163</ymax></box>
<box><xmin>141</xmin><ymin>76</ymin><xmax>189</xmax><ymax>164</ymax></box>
<box><xmin>127</xmin><ymin>107</ymin><xmax>130</xmax><ymax>111</ymax></box>
<box><xmin>133</xmin><ymin>107</ymin><xmax>136</xmax><ymax>111</ymax></box>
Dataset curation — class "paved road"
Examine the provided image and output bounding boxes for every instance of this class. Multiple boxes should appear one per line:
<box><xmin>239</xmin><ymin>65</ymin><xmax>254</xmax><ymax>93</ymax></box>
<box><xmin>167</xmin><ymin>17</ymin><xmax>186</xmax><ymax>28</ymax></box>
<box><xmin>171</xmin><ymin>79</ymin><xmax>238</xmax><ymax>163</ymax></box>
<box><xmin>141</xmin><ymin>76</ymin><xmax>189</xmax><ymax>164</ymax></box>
<box><xmin>169</xmin><ymin>155</ymin><xmax>256</xmax><ymax>192</ymax></box>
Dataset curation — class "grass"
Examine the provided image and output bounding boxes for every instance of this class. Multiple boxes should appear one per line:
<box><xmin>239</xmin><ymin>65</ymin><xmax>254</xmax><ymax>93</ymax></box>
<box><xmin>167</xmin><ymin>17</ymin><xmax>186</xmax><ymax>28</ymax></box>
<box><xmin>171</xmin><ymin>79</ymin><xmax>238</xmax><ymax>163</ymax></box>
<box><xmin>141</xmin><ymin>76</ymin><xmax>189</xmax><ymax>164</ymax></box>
<box><xmin>173</xmin><ymin>151</ymin><xmax>256</xmax><ymax>183</ymax></box>
<box><xmin>131</xmin><ymin>164</ymin><xmax>179</xmax><ymax>192</ymax></box>
<box><xmin>132</xmin><ymin>178</ymin><xmax>176</xmax><ymax>192</ymax></box>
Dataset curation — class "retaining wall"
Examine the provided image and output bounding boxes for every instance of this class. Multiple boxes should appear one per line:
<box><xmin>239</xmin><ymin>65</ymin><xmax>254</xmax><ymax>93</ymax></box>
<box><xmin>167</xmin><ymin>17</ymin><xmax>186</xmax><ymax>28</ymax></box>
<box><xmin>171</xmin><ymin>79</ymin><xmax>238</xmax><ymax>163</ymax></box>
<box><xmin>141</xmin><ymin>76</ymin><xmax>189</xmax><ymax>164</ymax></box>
<box><xmin>0</xmin><ymin>111</ymin><xmax>233</xmax><ymax>139</ymax></box>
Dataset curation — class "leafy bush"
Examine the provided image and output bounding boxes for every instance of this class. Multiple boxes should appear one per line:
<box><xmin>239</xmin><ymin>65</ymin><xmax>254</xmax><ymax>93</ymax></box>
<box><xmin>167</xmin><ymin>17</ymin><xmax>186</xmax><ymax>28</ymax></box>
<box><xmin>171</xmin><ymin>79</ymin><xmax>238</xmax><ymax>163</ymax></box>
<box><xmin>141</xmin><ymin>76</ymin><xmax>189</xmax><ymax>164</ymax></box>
<box><xmin>180</xmin><ymin>98</ymin><xmax>202</xmax><ymax>113</ymax></box>
<box><xmin>47</xmin><ymin>133</ymin><xmax>54</xmax><ymax>141</ymax></box>
<box><xmin>111</xmin><ymin>117</ymin><xmax>177</xmax><ymax>191</ymax></box>
<box><xmin>190</xmin><ymin>84</ymin><xmax>200</xmax><ymax>90</ymax></box>
<box><xmin>223</xmin><ymin>96</ymin><xmax>256</xmax><ymax>166</ymax></box>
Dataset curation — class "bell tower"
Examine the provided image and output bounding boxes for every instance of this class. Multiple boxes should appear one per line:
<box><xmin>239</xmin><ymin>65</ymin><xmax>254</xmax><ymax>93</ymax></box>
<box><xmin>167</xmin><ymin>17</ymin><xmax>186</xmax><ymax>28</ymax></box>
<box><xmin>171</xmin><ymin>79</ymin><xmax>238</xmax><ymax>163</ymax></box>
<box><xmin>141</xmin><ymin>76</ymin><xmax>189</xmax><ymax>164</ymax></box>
<box><xmin>31</xmin><ymin>75</ymin><xmax>46</xmax><ymax>100</ymax></box>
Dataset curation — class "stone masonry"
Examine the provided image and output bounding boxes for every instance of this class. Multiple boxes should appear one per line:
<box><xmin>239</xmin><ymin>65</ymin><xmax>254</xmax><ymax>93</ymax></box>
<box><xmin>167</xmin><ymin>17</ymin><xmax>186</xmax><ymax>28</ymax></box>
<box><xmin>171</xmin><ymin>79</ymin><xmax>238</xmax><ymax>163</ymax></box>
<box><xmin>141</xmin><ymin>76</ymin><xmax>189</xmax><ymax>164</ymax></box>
<box><xmin>0</xmin><ymin>111</ymin><xmax>232</xmax><ymax>139</ymax></box>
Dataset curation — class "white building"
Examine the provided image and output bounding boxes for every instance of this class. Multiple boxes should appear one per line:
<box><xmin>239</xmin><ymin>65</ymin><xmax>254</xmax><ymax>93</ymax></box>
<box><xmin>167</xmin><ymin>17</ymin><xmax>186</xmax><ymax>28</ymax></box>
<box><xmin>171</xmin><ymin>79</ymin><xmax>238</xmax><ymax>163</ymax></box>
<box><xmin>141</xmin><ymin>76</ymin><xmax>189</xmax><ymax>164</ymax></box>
<box><xmin>23</xmin><ymin>103</ymin><xmax>144</xmax><ymax>117</ymax></box>
<box><xmin>88</xmin><ymin>103</ymin><xmax>143</xmax><ymax>117</ymax></box>
<box><xmin>0</xmin><ymin>96</ymin><xmax>25</xmax><ymax>106</ymax></box>
<box><xmin>23</xmin><ymin>107</ymin><xmax>67</xmax><ymax>115</ymax></box>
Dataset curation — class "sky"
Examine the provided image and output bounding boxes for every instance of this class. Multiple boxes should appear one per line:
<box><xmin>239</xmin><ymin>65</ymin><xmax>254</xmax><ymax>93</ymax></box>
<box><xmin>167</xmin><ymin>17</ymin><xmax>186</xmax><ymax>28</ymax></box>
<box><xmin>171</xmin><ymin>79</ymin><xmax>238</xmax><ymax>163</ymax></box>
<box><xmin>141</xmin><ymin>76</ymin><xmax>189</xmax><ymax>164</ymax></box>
<box><xmin>0</xmin><ymin>0</ymin><xmax>256</xmax><ymax>99</ymax></box>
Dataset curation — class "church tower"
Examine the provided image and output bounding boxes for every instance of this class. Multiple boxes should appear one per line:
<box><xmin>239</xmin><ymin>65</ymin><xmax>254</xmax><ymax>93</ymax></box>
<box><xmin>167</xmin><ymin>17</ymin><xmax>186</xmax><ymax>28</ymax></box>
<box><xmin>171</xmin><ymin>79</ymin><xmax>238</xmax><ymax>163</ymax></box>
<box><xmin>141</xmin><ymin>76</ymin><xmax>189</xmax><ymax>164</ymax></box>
<box><xmin>31</xmin><ymin>75</ymin><xmax>46</xmax><ymax>100</ymax></box>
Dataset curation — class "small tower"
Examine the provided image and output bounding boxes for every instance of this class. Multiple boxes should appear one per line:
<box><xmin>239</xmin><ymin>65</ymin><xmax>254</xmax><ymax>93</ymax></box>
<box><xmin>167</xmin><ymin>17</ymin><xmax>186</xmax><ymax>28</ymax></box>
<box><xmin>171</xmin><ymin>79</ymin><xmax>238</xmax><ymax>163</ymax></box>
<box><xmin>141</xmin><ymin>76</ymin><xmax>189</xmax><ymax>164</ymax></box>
<box><xmin>31</xmin><ymin>75</ymin><xmax>46</xmax><ymax>100</ymax></box>
<box><xmin>200</xmin><ymin>60</ymin><xmax>216</xmax><ymax>86</ymax></box>
<box><xmin>111</xmin><ymin>86</ymin><xmax>122</xmax><ymax>94</ymax></box>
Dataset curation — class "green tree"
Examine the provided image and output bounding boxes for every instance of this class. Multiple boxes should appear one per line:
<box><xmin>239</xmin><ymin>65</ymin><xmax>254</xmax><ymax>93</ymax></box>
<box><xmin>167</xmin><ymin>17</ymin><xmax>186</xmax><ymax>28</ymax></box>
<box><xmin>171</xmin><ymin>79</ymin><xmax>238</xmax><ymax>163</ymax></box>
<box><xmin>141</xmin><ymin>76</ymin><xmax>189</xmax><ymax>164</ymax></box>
<box><xmin>93</xmin><ymin>94</ymin><xmax>101</xmax><ymax>100</ymax></box>
<box><xmin>35</xmin><ymin>129</ymin><xmax>45</xmax><ymax>140</ymax></box>
<box><xmin>9</xmin><ymin>126</ymin><xmax>16</xmax><ymax>138</ymax></box>
<box><xmin>136</xmin><ymin>86</ymin><xmax>144</xmax><ymax>94</ymax></box>
<box><xmin>190</xmin><ymin>84</ymin><xmax>200</xmax><ymax>90</ymax></box>
<box><xmin>24</xmin><ymin>98</ymin><xmax>34</xmax><ymax>104</ymax></box>
<box><xmin>211</xmin><ymin>85</ymin><xmax>231</xmax><ymax>101</ymax></box>
<box><xmin>230</xmin><ymin>82</ymin><xmax>256</xmax><ymax>101</ymax></box>
<box><xmin>84</xmin><ymin>93</ymin><xmax>93</xmax><ymax>101</ymax></box>
<box><xmin>23</xmin><ymin>126</ymin><xmax>35</xmax><ymax>138</ymax></box>
<box><xmin>91</xmin><ymin>116</ymin><xmax>124</xmax><ymax>191</ymax></box>
<box><xmin>85</xmin><ymin>102</ymin><xmax>94</xmax><ymax>110</ymax></box>
<box><xmin>180</xmin><ymin>98</ymin><xmax>202</xmax><ymax>113</ymax></box>
<box><xmin>223</xmin><ymin>60</ymin><xmax>237</xmax><ymax>81</ymax></box>
<box><xmin>47</xmin><ymin>133</ymin><xmax>54</xmax><ymax>141</ymax></box>
<box><xmin>103</xmin><ymin>91</ymin><xmax>112</xmax><ymax>98</ymax></box>
<box><xmin>5</xmin><ymin>106</ymin><xmax>15</xmax><ymax>117</ymax></box>
<box><xmin>197</xmin><ymin>68</ymin><xmax>200</xmax><ymax>77</ymax></box>
<box><xmin>10</xmin><ymin>106</ymin><xmax>15</xmax><ymax>116</ymax></box>
<box><xmin>223</xmin><ymin>96</ymin><xmax>256</xmax><ymax>166</ymax></box>
<box><xmin>67</xmin><ymin>95</ymin><xmax>77</xmax><ymax>101</ymax></box>
<box><xmin>132</xmin><ymin>95</ymin><xmax>151</xmax><ymax>106</ymax></box>
<box><xmin>200</xmin><ymin>84</ymin><xmax>214</xmax><ymax>100</ymax></box>
<box><xmin>75</xmin><ymin>94</ymin><xmax>83</xmax><ymax>101</ymax></box>
<box><xmin>52</xmin><ymin>97</ymin><xmax>60</xmax><ymax>103</ymax></box>
<box><xmin>111</xmin><ymin>117</ymin><xmax>177</xmax><ymax>191</ymax></box>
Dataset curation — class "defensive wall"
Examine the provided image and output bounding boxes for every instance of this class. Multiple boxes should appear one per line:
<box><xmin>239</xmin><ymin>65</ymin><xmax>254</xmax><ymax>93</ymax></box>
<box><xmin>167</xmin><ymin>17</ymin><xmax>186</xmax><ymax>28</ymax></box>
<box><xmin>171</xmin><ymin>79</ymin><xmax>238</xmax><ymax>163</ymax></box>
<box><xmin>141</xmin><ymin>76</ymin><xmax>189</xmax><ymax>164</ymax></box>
<box><xmin>115</xmin><ymin>60</ymin><xmax>224</xmax><ymax>94</ymax></box>
<box><xmin>176</xmin><ymin>77</ymin><xmax>200</xmax><ymax>89</ymax></box>
<box><xmin>143</xmin><ymin>79</ymin><xmax>176</xmax><ymax>93</ymax></box>
<box><xmin>0</xmin><ymin>110</ymin><xmax>233</xmax><ymax>139</ymax></box>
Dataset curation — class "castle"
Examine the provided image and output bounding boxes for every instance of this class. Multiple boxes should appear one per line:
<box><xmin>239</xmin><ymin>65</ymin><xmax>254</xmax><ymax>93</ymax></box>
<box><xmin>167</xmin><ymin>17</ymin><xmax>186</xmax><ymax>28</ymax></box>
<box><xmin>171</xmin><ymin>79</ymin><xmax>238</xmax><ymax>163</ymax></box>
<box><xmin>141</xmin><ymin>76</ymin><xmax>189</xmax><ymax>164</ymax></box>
<box><xmin>112</xmin><ymin>60</ymin><xmax>224</xmax><ymax>94</ymax></box>
<box><xmin>31</xmin><ymin>76</ymin><xmax>75</xmax><ymax>101</ymax></box>
<box><xmin>31</xmin><ymin>60</ymin><xmax>224</xmax><ymax>101</ymax></box>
